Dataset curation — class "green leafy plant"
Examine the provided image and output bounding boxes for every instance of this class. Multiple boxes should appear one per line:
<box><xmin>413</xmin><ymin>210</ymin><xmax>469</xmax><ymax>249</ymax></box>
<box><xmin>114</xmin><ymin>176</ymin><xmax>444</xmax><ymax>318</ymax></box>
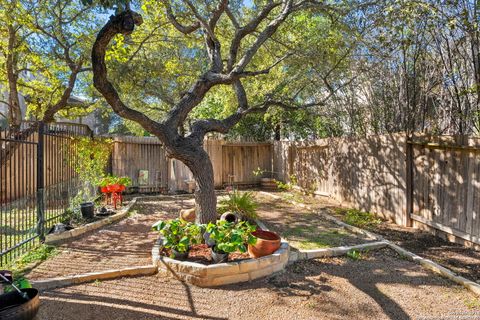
<box><xmin>205</xmin><ymin>220</ymin><xmax>257</xmax><ymax>253</ymax></box>
<box><xmin>99</xmin><ymin>175</ymin><xmax>132</xmax><ymax>187</ymax></box>
<box><xmin>346</xmin><ymin>249</ymin><xmax>362</xmax><ymax>260</ymax></box>
<box><xmin>4</xmin><ymin>244</ymin><xmax>57</xmax><ymax>292</ymax></box>
<box><xmin>218</xmin><ymin>190</ymin><xmax>259</xmax><ymax>221</ymax></box>
<box><xmin>152</xmin><ymin>219</ymin><xmax>202</xmax><ymax>255</ymax></box>
<box><xmin>69</xmin><ymin>137</ymin><xmax>112</xmax><ymax>202</ymax></box>
<box><xmin>275</xmin><ymin>174</ymin><xmax>298</xmax><ymax>191</ymax></box>
<box><xmin>343</xmin><ymin>209</ymin><xmax>381</xmax><ymax>228</ymax></box>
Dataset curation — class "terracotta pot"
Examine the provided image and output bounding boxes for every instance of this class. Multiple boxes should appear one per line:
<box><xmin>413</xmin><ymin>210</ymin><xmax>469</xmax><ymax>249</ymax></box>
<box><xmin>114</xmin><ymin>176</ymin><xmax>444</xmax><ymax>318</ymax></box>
<box><xmin>248</xmin><ymin>229</ymin><xmax>281</xmax><ymax>258</ymax></box>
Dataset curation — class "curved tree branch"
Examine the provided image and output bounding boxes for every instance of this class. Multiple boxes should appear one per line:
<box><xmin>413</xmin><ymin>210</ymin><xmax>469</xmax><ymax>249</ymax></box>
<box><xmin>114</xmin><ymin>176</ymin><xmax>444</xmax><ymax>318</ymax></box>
<box><xmin>92</xmin><ymin>10</ymin><xmax>168</xmax><ymax>140</ymax></box>
<box><xmin>163</xmin><ymin>0</ymin><xmax>200</xmax><ymax>34</ymax></box>
<box><xmin>232</xmin><ymin>0</ymin><xmax>293</xmax><ymax>73</ymax></box>
<box><xmin>227</xmin><ymin>1</ymin><xmax>282</xmax><ymax>71</ymax></box>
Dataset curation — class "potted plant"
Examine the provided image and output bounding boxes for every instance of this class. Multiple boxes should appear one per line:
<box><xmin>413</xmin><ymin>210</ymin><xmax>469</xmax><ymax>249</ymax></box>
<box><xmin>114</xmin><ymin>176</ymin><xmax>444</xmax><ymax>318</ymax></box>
<box><xmin>218</xmin><ymin>190</ymin><xmax>258</xmax><ymax>222</ymax></box>
<box><xmin>99</xmin><ymin>175</ymin><xmax>132</xmax><ymax>208</ymax></box>
<box><xmin>205</xmin><ymin>220</ymin><xmax>257</xmax><ymax>263</ymax></box>
<box><xmin>253</xmin><ymin>167</ymin><xmax>278</xmax><ymax>190</ymax></box>
<box><xmin>152</xmin><ymin>219</ymin><xmax>202</xmax><ymax>260</ymax></box>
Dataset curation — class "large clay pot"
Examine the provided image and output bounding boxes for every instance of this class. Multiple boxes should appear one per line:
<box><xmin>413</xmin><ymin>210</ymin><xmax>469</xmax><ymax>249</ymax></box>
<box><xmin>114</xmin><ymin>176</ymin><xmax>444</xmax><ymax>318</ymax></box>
<box><xmin>248</xmin><ymin>229</ymin><xmax>281</xmax><ymax>258</ymax></box>
<box><xmin>0</xmin><ymin>288</ymin><xmax>40</xmax><ymax>320</ymax></box>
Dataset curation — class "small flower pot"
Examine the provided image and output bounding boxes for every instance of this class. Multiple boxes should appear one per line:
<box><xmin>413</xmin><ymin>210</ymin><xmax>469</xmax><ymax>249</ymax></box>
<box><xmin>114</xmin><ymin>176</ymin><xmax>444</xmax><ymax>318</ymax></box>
<box><xmin>220</xmin><ymin>211</ymin><xmax>240</xmax><ymax>224</ymax></box>
<box><xmin>80</xmin><ymin>202</ymin><xmax>95</xmax><ymax>219</ymax></box>
<box><xmin>248</xmin><ymin>229</ymin><xmax>281</xmax><ymax>258</ymax></box>
<box><xmin>211</xmin><ymin>247</ymin><xmax>229</xmax><ymax>263</ymax></box>
<box><xmin>171</xmin><ymin>248</ymin><xmax>189</xmax><ymax>260</ymax></box>
<box><xmin>203</xmin><ymin>232</ymin><xmax>216</xmax><ymax>247</ymax></box>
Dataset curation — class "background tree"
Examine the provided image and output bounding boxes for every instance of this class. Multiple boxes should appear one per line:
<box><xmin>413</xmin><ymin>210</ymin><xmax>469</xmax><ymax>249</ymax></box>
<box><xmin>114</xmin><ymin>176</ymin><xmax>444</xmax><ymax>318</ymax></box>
<box><xmin>0</xmin><ymin>0</ymin><xmax>99</xmax><ymax>132</ymax></box>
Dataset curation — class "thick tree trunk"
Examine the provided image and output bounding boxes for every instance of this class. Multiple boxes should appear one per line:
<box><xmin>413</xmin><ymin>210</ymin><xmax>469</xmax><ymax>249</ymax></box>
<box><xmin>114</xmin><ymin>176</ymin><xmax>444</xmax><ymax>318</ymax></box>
<box><xmin>178</xmin><ymin>148</ymin><xmax>217</xmax><ymax>223</ymax></box>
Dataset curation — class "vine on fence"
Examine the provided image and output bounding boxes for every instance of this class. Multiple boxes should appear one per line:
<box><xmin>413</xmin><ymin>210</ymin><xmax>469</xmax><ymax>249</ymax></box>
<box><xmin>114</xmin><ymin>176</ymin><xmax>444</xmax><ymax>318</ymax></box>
<box><xmin>68</xmin><ymin>137</ymin><xmax>113</xmax><ymax>211</ymax></box>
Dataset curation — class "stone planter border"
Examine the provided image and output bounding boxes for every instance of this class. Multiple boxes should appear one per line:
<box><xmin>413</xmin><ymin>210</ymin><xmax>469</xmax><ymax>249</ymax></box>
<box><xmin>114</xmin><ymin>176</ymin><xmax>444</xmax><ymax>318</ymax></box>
<box><xmin>151</xmin><ymin>239</ymin><xmax>290</xmax><ymax>287</ymax></box>
<box><xmin>45</xmin><ymin>198</ymin><xmax>139</xmax><ymax>244</ymax></box>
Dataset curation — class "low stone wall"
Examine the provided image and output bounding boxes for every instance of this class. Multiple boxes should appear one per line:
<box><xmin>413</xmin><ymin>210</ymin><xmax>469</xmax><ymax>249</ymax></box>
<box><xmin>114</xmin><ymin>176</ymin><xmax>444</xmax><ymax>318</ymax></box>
<box><xmin>45</xmin><ymin>198</ymin><xmax>138</xmax><ymax>244</ymax></box>
<box><xmin>151</xmin><ymin>241</ymin><xmax>290</xmax><ymax>287</ymax></box>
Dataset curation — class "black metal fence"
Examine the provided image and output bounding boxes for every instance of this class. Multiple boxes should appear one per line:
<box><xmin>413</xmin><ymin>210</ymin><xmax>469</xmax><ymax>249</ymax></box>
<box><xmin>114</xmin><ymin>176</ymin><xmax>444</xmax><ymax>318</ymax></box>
<box><xmin>0</xmin><ymin>121</ymin><xmax>92</xmax><ymax>266</ymax></box>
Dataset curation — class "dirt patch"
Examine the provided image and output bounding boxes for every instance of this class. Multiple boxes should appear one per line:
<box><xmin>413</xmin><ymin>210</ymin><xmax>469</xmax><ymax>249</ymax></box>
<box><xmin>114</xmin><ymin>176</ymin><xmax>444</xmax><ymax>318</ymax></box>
<box><xmin>161</xmin><ymin>244</ymin><xmax>250</xmax><ymax>265</ymax></box>
<box><xmin>36</xmin><ymin>248</ymin><xmax>480</xmax><ymax>320</ymax></box>
<box><xmin>254</xmin><ymin>193</ymin><xmax>373</xmax><ymax>250</ymax></box>
<box><xmin>25</xmin><ymin>197</ymin><xmax>195</xmax><ymax>280</ymax></box>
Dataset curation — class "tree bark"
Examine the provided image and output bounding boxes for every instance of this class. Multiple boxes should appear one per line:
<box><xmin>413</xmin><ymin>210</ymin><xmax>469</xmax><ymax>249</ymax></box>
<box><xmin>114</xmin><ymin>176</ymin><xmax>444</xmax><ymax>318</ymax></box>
<box><xmin>6</xmin><ymin>24</ymin><xmax>21</xmax><ymax>130</ymax></box>
<box><xmin>184</xmin><ymin>148</ymin><xmax>217</xmax><ymax>224</ymax></box>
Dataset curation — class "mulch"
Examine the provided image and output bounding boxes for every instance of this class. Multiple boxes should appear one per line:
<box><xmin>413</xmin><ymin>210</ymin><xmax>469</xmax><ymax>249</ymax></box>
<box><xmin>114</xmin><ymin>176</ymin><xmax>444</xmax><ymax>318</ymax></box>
<box><xmin>160</xmin><ymin>244</ymin><xmax>251</xmax><ymax>265</ymax></box>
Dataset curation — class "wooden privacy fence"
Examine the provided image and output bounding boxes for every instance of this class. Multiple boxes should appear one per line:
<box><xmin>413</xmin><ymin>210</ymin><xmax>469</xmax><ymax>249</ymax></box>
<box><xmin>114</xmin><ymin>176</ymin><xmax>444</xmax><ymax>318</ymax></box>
<box><xmin>110</xmin><ymin>138</ymin><xmax>273</xmax><ymax>192</ymax></box>
<box><xmin>273</xmin><ymin>134</ymin><xmax>480</xmax><ymax>247</ymax></box>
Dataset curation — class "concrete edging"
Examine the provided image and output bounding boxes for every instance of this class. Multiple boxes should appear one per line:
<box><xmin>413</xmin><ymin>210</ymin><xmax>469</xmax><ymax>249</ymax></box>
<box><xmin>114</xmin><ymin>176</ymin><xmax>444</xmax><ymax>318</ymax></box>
<box><xmin>33</xmin><ymin>193</ymin><xmax>480</xmax><ymax>296</ymax></box>
<box><xmin>259</xmin><ymin>190</ymin><xmax>480</xmax><ymax>297</ymax></box>
<box><xmin>258</xmin><ymin>191</ymin><xmax>382</xmax><ymax>240</ymax></box>
<box><xmin>31</xmin><ymin>265</ymin><xmax>158</xmax><ymax>291</ymax></box>
<box><xmin>387</xmin><ymin>241</ymin><xmax>480</xmax><ymax>296</ymax></box>
<box><xmin>45</xmin><ymin>197</ymin><xmax>139</xmax><ymax>244</ymax></box>
<box><xmin>291</xmin><ymin>241</ymin><xmax>389</xmax><ymax>261</ymax></box>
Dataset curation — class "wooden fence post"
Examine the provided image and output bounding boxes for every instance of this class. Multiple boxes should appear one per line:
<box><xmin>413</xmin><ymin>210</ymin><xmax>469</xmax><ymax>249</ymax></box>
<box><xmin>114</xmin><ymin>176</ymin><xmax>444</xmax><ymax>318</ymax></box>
<box><xmin>405</xmin><ymin>139</ymin><xmax>413</xmax><ymax>227</ymax></box>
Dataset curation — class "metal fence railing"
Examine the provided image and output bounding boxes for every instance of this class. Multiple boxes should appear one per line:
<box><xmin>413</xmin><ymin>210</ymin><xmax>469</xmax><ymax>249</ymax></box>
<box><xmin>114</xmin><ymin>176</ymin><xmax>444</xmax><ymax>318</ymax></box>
<box><xmin>0</xmin><ymin>121</ymin><xmax>92</xmax><ymax>266</ymax></box>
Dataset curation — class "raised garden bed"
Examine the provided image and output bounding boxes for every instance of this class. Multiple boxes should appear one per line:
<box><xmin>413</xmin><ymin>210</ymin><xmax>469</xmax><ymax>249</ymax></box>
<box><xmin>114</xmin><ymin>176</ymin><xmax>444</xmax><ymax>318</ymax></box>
<box><xmin>152</xmin><ymin>239</ymin><xmax>290</xmax><ymax>287</ymax></box>
<box><xmin>44</xmin><ymin>200</ymin><xmax>137</xmax><ymax>244</ymax></box>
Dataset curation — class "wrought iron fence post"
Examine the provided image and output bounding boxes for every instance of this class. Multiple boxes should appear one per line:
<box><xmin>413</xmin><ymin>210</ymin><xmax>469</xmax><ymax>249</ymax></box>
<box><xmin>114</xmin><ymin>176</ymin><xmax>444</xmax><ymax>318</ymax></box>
<box><xmin>36</xmin><ymin>122</ymin><xmax>45</xmax><ymax>241</ymax></box>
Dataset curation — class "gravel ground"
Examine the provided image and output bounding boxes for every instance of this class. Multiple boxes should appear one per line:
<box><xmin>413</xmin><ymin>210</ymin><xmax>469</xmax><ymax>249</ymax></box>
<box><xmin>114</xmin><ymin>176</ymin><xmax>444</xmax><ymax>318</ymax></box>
<box><xmin>25</xmin><ymin>197</ymin><xmax>194</xmax><ymax>280</ymax></box>
<box><xmin>36</xmin><ymin>248</ymin><xmax>480</xmax><ymax>320</ymax></box>
<box><xmin>26</xmin><ymin>192</ymin><xmax>370</xmax><ymax>281</ymax></box>
<box><xmin>254</xmin><ymin>193</ymin><xmax>373</xmax><ymax>250</ymax></box>
<box><xmin>279</xmin><ymin>190</ymin><xmax>480</xmax><ymax>284</ymax></box>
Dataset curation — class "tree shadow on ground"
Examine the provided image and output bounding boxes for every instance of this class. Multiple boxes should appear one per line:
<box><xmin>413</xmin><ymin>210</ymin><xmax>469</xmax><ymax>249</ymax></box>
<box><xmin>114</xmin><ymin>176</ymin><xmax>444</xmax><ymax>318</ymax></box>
<box><xmin>223</xmin><ymin>248</ymin><xmax>470</xmax><ymax>320</ymax></box>
<box><xmin>38</xmin><ymin>275</ymin><xmax>227</xmax><ymax>320</ymax></box>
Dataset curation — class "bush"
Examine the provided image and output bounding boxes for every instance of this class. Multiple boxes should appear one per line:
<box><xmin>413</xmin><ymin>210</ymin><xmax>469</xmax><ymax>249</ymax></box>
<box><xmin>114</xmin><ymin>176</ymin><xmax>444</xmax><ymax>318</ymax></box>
<box><xmin>205</xmin><ymin>220</ymin><xmax>257</xmax><ymax>254</ymax></box>
<box><xmin>218</xmin><ymin>190</ymin><xmax>258</xmax><ymax>221</ymax></box>
<box><xmin>152</xmin><ymin>219</ymin><xmax>202</xmax><ymax>254</ymax></box>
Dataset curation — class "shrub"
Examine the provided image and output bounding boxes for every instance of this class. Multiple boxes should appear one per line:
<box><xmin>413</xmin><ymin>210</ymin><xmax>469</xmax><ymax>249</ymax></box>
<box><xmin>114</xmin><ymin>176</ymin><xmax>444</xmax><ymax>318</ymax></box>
<box><xmin>218</xmin><ymin>190</ymin><xmax>258</xmax><ymax>221</ymax></box>
<box><xmin>205</xmin><ymin>220</ymin><xmax>257</xmax><ymax>254</ymax></box>
<box><xmin>152</xmin><ymin>219</ymin><xmax>202</xmax><ymax>254</ymax></box>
